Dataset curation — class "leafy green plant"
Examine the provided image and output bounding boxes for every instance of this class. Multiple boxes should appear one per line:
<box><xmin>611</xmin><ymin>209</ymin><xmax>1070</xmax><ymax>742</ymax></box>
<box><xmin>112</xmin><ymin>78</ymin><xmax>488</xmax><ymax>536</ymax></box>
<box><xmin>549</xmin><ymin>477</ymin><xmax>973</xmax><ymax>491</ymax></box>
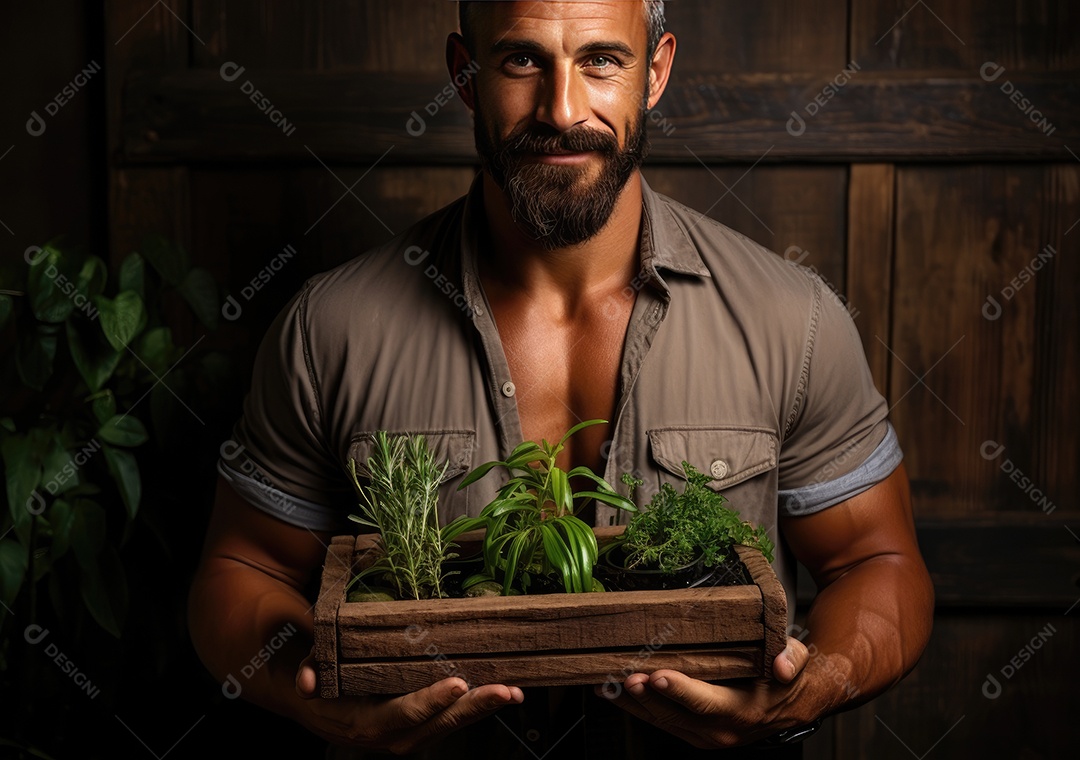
<box><xmin>0</xmin><ymin>235</ymin><xmax>223</xmax><ymax>638</ymax></box>
<box><xmin>346</xmin><ymin>432</ymin><xmax>455</xmax><ymax>600</ymax></box>
<box><xmin>613</xmin><ymin>462</ymin><xmax>775</xmax><ymax>575</ymax></box>
<box><xmin>446</xmin><ymin>419</ymin><xmax>637</xmax><ymax>595</ymax></box>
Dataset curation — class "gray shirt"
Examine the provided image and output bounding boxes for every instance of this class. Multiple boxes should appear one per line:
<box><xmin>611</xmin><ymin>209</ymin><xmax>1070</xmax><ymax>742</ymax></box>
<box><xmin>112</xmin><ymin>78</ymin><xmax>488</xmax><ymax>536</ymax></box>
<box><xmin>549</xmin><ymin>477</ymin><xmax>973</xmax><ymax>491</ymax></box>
<box><xmin>221</xmin><ymin>173</ymin><xmax>899</xmax><ymax>623</ymax></box>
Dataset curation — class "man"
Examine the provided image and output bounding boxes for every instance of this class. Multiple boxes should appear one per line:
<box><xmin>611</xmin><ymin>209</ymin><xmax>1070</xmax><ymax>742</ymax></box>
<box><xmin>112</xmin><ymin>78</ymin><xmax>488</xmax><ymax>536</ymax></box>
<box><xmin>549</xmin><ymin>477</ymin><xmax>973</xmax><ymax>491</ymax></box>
<box><xmin>188</xmin><ymin>1</ymin><xmax>935</xmax><ymax>758</ymax></box>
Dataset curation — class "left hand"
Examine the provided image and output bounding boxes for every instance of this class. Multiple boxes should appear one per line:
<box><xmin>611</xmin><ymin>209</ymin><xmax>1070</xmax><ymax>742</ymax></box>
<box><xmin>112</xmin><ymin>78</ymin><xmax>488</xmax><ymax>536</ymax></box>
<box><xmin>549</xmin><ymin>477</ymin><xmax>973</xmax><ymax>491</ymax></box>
<box><xmin>595</xmin><ymin>636</ymin><xmax>818</xmax><ymax>749</ymax></box>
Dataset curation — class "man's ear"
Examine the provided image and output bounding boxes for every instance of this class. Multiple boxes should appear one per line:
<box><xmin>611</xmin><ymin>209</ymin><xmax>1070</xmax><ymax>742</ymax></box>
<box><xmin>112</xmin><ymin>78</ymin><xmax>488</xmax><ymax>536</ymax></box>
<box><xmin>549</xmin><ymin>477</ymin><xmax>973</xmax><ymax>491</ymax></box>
<box><xmin>446</xmin><ymin>32</ymin><xmax>478</xmax><ymax>112</ymax></box>
<box><xmin>646</xmin><ymin>32</ymin><xmax>677</xmax><ymax>110</ymax></box>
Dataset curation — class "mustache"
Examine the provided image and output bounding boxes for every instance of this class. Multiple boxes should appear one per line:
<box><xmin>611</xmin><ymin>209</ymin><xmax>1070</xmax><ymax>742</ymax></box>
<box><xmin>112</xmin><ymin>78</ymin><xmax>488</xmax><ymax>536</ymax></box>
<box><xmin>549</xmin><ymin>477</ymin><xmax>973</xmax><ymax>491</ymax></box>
<box><xmin>501</xmin><ymin>125</ymin><xmax>620</xmax><ymax>156</ymax></box>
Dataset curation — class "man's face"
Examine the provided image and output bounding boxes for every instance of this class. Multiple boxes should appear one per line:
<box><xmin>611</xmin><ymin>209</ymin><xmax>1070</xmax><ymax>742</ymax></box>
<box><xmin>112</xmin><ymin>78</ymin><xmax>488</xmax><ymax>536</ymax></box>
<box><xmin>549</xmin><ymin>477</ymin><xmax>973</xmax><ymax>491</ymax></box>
<box><xmin>468</xmin><ymin>2</ymin><xmax>652</xmax><ymax>250</ymax></box>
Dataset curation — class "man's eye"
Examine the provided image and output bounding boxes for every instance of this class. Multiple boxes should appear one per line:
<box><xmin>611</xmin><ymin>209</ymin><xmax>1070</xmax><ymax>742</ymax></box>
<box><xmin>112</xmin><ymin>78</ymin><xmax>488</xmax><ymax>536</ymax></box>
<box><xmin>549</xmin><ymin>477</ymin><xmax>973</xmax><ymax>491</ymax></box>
<box><xmin>508</xmin><ymin>55</ymin><xmax>535</xmax><ymax>69</ymax></box>
<box><xmin>590</xmin><ymin>55</ymin><xmax>616</xmax><ymax>69</ymax></box>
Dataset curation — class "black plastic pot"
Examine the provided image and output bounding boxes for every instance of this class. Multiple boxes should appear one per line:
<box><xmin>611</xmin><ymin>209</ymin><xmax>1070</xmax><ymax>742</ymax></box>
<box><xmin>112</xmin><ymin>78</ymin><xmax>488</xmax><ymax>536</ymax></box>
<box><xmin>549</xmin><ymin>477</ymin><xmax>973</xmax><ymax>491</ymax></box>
<box><xmin>599</xmin><ymin>545</ymin><xmax>712</xmax><ymax>591</ymax></box>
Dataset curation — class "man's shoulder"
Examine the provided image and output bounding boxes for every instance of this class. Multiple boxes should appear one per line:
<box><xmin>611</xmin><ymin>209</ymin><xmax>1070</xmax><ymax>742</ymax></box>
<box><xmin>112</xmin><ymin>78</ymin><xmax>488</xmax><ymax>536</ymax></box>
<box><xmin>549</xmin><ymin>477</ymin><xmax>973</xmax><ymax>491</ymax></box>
<box><xmin>299</xmin><ymin>194</ymin><xmax>469</xmax><ymax>308</ymax></box>
<box><xmin>650</xmin><ymin>188</ymin><xmax>824</xmax><ymax>304</ymax></box>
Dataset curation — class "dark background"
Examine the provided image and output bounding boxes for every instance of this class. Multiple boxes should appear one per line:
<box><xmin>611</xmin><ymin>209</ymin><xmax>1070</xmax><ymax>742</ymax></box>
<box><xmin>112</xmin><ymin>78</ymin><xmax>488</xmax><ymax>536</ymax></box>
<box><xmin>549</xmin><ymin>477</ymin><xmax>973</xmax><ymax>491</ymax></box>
<box><xmin>2</xmin><ymin>1</ymin><xmax>1078</xmax><ymax>758</ymax></box>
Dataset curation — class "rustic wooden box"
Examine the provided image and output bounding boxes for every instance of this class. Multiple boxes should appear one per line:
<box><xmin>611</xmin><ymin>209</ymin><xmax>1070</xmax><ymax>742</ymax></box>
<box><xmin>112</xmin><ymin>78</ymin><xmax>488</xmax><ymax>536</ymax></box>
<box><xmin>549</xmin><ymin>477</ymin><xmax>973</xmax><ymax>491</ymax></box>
<box><xmin>314</xmin><ymin>526</ymin><xmax>786</xmax><ymax>697</ymax></box>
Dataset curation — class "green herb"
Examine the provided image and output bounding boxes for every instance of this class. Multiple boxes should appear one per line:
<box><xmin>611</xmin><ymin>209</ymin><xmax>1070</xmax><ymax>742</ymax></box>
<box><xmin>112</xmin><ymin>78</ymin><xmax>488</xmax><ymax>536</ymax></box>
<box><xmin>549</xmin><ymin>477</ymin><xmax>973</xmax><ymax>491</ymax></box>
<box><xmin>444</xmin><ymin>419</ymin><xmax>637</xmax><ymax>595</ymax></box>
<box><xmin>616</xmin><ymin>462</ymin><xmax>774</xmax><ymax>574</ymax></box>
<box><xmin>346</xmin><ymin>432</ymin><xmax>454</xmax><ymax>600</ymax></box>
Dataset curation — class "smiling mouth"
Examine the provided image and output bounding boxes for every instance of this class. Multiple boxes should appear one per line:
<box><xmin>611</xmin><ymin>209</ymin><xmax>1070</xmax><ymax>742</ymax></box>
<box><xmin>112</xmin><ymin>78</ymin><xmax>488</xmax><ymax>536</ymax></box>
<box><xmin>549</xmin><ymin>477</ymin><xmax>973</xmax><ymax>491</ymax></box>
<box><xmin>526</xmin><ymin>150</ymin><xmax>597</xmax><ymax>165</ymax></box>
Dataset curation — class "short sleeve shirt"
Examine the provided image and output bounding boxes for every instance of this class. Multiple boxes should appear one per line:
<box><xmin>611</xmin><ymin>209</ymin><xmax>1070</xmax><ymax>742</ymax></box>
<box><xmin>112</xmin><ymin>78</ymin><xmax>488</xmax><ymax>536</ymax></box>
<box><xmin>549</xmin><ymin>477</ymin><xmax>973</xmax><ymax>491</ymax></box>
<box><xmin>219</xmin><ymin>174</ymin><xmax>900</xmax><ymax>759</ymax></box>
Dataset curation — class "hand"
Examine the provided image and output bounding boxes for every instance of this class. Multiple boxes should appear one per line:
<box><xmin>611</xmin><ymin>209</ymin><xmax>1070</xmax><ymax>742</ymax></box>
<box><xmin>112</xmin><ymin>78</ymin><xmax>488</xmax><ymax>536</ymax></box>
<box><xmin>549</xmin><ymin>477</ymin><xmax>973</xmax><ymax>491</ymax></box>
<box><xmin>294</xmin><ymin>651</ymin><xmax>525</xmax><ymax>754</ymax></box>
<box><xmin>595</xmin><ymin>636</ymin><xmax>819</xmax><ymax>749</ymax></box>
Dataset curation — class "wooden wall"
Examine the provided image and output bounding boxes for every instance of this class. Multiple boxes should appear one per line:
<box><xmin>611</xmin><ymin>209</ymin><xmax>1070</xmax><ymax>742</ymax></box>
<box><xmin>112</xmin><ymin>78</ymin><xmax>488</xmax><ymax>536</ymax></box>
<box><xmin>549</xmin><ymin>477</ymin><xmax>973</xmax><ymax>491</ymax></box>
<box><xmin>104</xmin><ymin>1</ymin><xmax>1079</xmax><ymax>757</ymax></box>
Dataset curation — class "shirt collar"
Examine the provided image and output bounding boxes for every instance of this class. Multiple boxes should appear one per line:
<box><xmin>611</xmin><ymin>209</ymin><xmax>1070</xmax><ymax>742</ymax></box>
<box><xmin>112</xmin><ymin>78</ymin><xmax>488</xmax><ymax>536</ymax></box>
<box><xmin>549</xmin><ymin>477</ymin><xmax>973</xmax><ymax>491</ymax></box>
<box><xmin>639</xmin><ymin>176</ymin><xmax>712</xmax><ymax>279</ymax></box>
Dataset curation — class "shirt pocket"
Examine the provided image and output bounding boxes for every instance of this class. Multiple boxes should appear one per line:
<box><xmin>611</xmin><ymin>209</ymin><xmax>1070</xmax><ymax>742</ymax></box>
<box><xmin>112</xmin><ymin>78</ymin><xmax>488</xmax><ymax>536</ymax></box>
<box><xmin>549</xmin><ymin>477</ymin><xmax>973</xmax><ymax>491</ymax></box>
<box><xmin>647</xmin><ymin>426</ymin><xmax>779</xmax><ymax>492</ymax></box>
<box><xmin>346</xmin><ymin>429</ymin><xmax>477</xmax><ymax>520</ymax></box>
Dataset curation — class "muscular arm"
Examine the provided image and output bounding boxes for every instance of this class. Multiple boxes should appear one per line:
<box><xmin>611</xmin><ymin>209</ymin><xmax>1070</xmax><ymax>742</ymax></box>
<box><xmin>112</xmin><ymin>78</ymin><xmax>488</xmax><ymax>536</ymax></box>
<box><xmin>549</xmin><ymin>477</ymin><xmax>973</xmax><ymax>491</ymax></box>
<box><xmin>603</xmin><ymin>462</ymin><xmax>935</xmax><ymax>748</ymax></box>
<box><xmin>187</xmin><ymin>474</ymin><xmax>524</xmax><ymax>752</ymax></box>
<box><xmin>779</xmin><ymin>460</ymin><xmax>935</xmax><ymax>714</ymax></box>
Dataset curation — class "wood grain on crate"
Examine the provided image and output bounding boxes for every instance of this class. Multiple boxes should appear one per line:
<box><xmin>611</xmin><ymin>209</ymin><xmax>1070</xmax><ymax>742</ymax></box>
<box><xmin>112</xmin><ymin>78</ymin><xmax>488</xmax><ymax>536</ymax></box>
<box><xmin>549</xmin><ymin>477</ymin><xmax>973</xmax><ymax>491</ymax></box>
<box><xmin>315</xmin><ymin>529</ymin><xmax>786</xmax><ymax>697</ymax></box>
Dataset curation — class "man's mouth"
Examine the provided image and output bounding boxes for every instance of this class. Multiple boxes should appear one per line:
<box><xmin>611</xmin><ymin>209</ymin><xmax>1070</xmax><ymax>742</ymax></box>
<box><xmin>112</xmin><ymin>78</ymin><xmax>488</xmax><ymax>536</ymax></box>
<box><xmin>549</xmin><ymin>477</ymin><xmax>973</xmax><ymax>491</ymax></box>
<box><xmin>524</xmin><ymin>150</ymin><xmax>597</xmax><ymax>165</ymax></box>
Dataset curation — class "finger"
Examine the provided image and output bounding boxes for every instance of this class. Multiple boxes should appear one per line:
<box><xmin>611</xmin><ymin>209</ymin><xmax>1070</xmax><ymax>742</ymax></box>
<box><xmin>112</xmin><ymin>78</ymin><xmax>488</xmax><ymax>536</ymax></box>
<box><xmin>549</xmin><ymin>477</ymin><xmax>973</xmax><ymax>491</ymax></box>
<box><xmin>380</xmin><ymin>677</ymin><xmax>472</xmax><ymax>732</ymax></box>
<box><xmin>646</xmin><ymin>670</ymin><xmax>734</xmax><ymax>716</ymax></box>
<box><xmin>772</xmin><ymin>637</ymin><xmax>810</xmax><ymax>684</ymax></box>
<box><xmin>405</xmin><ymin>684</ymin><xmax>525</xmax><ymax>748</ymax></box>
<box><xmin>596</xmin><ymin>679</ymin><xmax>711</xmax><ymax>750</ymax></box>
<box><xmin>295</xmin><ymin>653</ymin><xmax>318</xmax><ymax>698</ymax></box>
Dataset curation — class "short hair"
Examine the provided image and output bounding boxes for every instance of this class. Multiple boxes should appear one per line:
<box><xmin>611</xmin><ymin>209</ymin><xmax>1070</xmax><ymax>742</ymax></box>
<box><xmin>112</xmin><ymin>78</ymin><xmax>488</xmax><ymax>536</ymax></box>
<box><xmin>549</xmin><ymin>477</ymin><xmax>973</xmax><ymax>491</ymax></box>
<box><xmin>458</xmin><ymin>1</ymin><xmax>666</xmax><ymax>60</ymax></box>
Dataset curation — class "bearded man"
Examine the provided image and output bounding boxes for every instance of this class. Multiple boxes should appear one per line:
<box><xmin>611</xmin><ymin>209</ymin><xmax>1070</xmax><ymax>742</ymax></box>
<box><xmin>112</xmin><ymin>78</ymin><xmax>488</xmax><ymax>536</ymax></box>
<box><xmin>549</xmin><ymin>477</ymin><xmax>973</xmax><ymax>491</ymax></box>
<box><xmin>189</xmin><ymin>2</ymin><xmax>934</xmax><ymax>758</ymax></box>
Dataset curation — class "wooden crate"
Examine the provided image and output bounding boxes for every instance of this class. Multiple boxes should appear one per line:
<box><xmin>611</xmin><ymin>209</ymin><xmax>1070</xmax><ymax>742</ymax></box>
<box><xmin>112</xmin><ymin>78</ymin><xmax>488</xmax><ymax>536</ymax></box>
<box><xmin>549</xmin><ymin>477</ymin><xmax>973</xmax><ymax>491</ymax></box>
<box><xmin>313</xmin><ymin>527</ymin><xmax>786</xmax><ymax>697</ymax></box>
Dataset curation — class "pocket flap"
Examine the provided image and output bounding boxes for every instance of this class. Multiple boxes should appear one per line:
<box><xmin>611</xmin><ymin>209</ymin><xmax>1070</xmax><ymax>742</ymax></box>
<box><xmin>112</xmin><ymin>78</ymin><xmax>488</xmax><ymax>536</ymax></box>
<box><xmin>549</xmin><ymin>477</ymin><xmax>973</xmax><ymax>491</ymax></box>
<box><xmin>647</xmin><ymin>426</ymin><xmax>778</xmax><ymax>491</ymax></box>
<box><xmin>348</xmin><ymin>430</ymin><xmax>476</xmax><ymax>483</ymax></box>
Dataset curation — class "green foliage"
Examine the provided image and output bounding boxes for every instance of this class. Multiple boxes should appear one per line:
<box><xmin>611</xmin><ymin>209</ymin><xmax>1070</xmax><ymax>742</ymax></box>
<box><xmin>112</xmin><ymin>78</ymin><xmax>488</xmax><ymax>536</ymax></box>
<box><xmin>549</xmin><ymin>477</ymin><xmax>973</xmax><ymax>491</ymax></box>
<box><xmin>0</xmin><ymin>234</ymin><xmax>223</xmax><ymax>636</ymax></box>
<box><xmin>346</xmin><ymin>432</ymin><xmax>455</xmax><ymax>600</ymax></box>
<box><xmin>445</xmin><ymin>419</ymin><xmax>637</xmax><ymax>595</ymax></box>
<box><xmin>615</xmin><ymin>463</ymin><xmax>775</xmax><ymax>574</ymax></box>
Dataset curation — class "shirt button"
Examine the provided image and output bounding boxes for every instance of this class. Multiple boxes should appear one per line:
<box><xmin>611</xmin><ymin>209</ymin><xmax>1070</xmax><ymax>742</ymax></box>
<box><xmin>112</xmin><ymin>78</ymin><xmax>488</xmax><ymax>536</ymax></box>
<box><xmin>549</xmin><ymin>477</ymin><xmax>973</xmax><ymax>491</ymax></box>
<box><xmin>474</xmin><ymin>306</ymin><xmax>484</xmax><ymax>317</ymax></box>
<box><xmin>526</xmin><ymin>729</ymin><xmax>541</xmax><ymax>742</ymax></box>
<box><xmin>501</xmin><ymin>381</ymin><xmax>516</xmax><ymax>397</ymax></box>
<box><xmin>710</xmin><ymin>459</ymin><xmax>729</xmax><ymax>479</ymax></box>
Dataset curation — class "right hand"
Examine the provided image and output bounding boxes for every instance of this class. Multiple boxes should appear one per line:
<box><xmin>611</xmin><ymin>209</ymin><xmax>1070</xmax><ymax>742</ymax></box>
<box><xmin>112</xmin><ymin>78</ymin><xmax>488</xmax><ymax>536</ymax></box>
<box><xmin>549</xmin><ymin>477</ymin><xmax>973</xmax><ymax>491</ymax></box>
<box><xmin>294</xmin><ymin>651</ymin><xmax>525</xmax><ymax>754</ymax></box>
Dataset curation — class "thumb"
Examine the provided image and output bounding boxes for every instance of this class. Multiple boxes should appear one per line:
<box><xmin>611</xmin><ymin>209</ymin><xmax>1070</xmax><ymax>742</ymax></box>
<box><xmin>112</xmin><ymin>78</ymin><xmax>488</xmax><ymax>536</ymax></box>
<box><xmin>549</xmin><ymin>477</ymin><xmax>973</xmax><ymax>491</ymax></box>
<box><xmin>296</xmin><ymin>651</ymin><xmax>319</xmax><ymax>698</ymax></box>
<box><xmin>772</xmin><ymin>636</ymin><xmax>810</xmax><ymax>684</ymax></box>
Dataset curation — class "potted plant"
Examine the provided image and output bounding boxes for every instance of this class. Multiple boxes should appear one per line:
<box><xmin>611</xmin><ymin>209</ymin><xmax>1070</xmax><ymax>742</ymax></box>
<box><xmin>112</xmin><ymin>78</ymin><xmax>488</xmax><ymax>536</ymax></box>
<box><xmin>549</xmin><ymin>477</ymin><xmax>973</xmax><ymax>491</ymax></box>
<box><xmin>444</xmin><ymin>419</ymin><xmax>637</xmax><ymax>596</ymax></box>
<box><xmin>344</xmin><ymin>431</ymin><xmax>460</xmax><ymax>602</ymax></box>
<box><xmin>600</xmin><ymin>463</ymin><xmax>775</xmax><ymax>591</ymax></box>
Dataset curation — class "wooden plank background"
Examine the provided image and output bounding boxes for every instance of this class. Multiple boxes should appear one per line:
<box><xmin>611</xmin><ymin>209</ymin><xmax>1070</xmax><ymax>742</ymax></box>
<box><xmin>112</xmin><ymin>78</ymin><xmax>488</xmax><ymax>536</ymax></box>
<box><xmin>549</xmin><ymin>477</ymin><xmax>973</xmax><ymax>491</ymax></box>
<box><xmin>102</xmin><ymin>1</ymin><xmax>1080</xmax><ymax>757</ymax></box>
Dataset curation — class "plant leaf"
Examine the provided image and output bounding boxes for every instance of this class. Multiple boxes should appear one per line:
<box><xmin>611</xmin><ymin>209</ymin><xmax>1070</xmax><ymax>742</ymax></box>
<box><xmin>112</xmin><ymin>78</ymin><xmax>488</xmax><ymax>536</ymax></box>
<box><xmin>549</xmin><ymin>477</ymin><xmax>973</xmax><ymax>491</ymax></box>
<box><xmin>75</xmin><ymin>255</ymin><xmax>108</xmax><ymax>301</ymax></box>
<box><xmin>66</xmin><ymin>318</ymin><xmax>121</xmax><ymax>392</ymax></box>
<box><xmin>178</xmin><ymin>267</ymin><xmax>219</xmax><ymax>329</ymax></box>
<box><xmin>576</xmin><ymin>490</ymin><xmax>638</xmax><ymax>513</ymax></box>
<box><xmin>71</xmin><ymin>499</ymin><xmax>106</xmax><ymax>569</ymax></box>
<box><xmin>27</xmin><ymin>243</ymin><xmax>77</xmax><ymax>323</ymax></box>
<box><xmin>3</xmin><ymin>434</ymin><xmax>42</xmax><ymax>534</ymax></box>
<box><xmin>119</xmin><ymin>252</ymin><xmax>146</xmax><ymax>300</ymax></box>
<box><xmin>80</xmin><ymin>544</ymin><xmax>128</xmax><ymax>637</ymax></box>
<box><xmin>0</xmin><ymin>294</ymin><xmax>13</xmax><ymax>331</ymax></box>
<box><xmin>556</xmin><ymin>419</ymin><xmax>606</xmax><ymax>448</ymax></box>
<box><xmin>91</xmin><ymin>391</ymin><xmax>117</xmax><ymax>426</ymax></box>
<box><xmin>16</xmin><ymin>323</ymin><xmax>58</xmax><ymax>390</ymax></box>
<box><xmin>97</xmin><ymin>415</ymin><xmax>148</xmax><ymax>447</ymax></box>
<box><xmin>49</xmin><ymin>498</ymin><xmax>75</xmax><ymax>561</ymax></box>
<box><xmin>539</xmin><ymin>522</ymin><xmax>575</xmax><ymax>593</ymax></box>
<box><xmin>457</xmin><ymin>459</ymin><xmax>503</xmax><ymax>489</ymax></box>
<box><xmin>94</xmin><ymin>290</ymin><xmax>146</xmax><ymax>352</ymax></box>
<box><xmin>102</xmin><ymin>444</ymin><xmax>141</xmax><ymax>520</ymax></box>
<box><xmin>0</xmin><ymin>539</ymin><xmax>29</xmax><ymax>606</ymax></box>
<box><xmin>140</xmin><ymin>235</ymin><xmax>190</xmax><ymax>287</ymax></box>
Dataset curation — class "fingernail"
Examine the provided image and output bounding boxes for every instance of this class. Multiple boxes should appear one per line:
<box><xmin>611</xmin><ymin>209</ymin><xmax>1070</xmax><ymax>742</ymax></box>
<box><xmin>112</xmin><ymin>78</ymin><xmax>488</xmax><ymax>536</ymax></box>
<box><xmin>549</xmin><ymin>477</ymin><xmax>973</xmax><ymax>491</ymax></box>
<box><xmin>451</xmin><ymin>685</ymin><xmax>466</xmax><ymax>697</ymax></box>
<box><xmin>653</xmin><ymin>677</ymin><xmax>669</xmax><ymax>690</ymax></box>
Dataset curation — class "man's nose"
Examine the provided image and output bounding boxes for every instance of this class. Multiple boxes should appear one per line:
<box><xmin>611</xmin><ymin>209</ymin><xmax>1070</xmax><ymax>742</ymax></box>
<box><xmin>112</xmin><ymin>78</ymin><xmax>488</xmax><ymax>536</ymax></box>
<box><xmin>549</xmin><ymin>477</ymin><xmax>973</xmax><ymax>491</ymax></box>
<box><xmin>535</xmin><ymin>63</ymin><xmax>590</xmax><ymax>132</ymax></box>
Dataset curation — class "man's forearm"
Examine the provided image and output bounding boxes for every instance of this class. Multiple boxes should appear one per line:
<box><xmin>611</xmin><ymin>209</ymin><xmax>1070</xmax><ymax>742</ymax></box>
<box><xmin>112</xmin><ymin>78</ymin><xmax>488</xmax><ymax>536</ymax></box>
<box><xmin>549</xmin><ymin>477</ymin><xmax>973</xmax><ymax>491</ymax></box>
<box><xmin>794</xmin><ymin>553</ymin><xmax>935</xmax><ymax>719</ymax></box>
<box><xmin>188</xmin><ymin>557</ymin><xmax>316</xmax><ymax>721</ymax></box>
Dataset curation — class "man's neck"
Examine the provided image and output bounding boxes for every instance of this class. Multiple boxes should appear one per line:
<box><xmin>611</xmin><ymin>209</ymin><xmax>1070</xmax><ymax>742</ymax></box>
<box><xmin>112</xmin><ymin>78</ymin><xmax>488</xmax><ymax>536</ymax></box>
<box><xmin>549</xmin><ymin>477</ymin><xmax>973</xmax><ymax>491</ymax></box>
<box><xmin>478</xmin><ymin>171</ymin><xmax>645</xmax><ymax>311</ymax></box>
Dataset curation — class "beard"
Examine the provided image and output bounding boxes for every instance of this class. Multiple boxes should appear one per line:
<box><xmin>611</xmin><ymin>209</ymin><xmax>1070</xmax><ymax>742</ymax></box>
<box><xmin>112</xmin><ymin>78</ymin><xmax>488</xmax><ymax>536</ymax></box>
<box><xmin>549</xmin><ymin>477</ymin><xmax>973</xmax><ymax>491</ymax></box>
<box><xmin>474</xmin><ymin>103</ymin><xmax>650</xmax><ymax>250</ymax></box>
